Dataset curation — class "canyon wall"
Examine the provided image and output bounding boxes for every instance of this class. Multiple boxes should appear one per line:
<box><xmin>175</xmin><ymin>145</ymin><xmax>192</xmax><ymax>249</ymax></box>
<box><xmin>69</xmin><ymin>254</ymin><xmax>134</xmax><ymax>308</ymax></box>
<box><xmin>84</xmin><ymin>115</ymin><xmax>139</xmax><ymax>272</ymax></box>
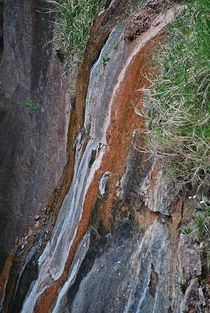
<box><xmin>0</xmin><ymin>1</ymin><xmax>209</xmax><ymax>313</ymax></box>
<box><xmin>0</xmin><ymin>0</ymin><xmax>68</xmax><ymax>270</ymax></box>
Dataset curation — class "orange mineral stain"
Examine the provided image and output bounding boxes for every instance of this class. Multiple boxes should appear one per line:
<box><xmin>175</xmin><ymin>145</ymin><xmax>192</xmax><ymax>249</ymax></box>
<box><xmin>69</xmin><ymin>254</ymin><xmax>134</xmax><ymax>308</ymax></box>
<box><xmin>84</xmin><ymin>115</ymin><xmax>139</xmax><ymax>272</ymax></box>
<box><xmin>0</xmin><ymin>251</ymin><xmax>15</xmax><ymax>307</ymax></box>
<box><xmin>0</xmin><ymin>6</ymin><xmax>178</xmax><ymax>313</ymax></box>
<box><xmin>33</xmin><ymin>33</ymin><xmax>163</xmax><ymax>313</ymax></box>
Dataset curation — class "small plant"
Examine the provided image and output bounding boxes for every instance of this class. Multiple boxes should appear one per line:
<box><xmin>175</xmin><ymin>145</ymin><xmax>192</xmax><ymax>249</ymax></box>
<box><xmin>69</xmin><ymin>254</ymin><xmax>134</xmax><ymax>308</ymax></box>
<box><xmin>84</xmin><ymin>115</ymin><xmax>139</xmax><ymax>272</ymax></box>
<box><xmin>181</xmin><ymin>225</ymin><xmax>192</xmax><ymax>235</ymax></box>
<box><xmin>193</xmin><ymin>215</ymin><xmax>205</xmax><ymax>233</ymax></box>
<box><xmin>102</xmin><ymin>55</ymin><xmax>111</xmax><ymax>67</ymax></box>
<box><xmin>179</xmin><ymin>277</ymin><xmax>190</xmax><ymax>294</ymax></box>
<box><xmin>22</xmin><ymin>100</ymin><xmax>42</xmax><ymax>113</ymax></box>
<box><xmin>199</xmin><ymin>279</ymin><xmax>206</xmax><ymax>289</ymax></box>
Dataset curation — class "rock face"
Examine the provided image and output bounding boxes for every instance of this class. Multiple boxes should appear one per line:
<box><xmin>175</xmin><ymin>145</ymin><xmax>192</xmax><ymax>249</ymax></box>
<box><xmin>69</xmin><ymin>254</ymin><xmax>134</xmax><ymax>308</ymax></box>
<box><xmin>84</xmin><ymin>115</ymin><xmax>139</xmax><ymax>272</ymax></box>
<box><xmin>0</xmin><ymin>1</ymin><xmax>209</xmax><ymax>313</ymax></box>
<box><xmin>0</xmin><ymin>0</ymin><xmax>68</xmax><ymax>270</ymax></box>
<box><xmin>67</xmin><ymin>220</ymin><xmax>170</xmax><ymax>313</ymax></box>
<box><xmin>0</xmin><ymin>0</ymin><xmax>3</xmax><ymax>60</ymax></box>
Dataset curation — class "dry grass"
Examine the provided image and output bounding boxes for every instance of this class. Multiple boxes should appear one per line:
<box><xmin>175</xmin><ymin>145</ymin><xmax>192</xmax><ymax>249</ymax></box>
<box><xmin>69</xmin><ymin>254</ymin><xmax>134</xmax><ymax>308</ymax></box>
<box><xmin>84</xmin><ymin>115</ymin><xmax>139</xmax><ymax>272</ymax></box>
<box><xmin>141</xmin><ymin>0</ymin><xmax>210</xmax><ymax>185</ymax></box>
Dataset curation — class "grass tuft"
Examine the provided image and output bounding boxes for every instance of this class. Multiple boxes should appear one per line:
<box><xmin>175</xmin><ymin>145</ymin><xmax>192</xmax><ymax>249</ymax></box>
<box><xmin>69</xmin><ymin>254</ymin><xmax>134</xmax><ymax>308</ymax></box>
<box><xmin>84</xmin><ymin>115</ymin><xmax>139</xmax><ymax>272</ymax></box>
<box><xmin>48</xmin><ymin>0</ymin><xmax>100</xmax><ymax>62</ymax></box>
<box><xmin>181</xmin><ymin>225</ymin><xmax>192</xmax><ymax>235</ymax></box>
<box><xmin>193</xmin><ymin>214</ymin><xmax>205</xmax><ymax>233</ymax></box>
<box><xmin>142</xmin><ymin>0</ymin><xmax>210</xmax><ymax>185</ymax></box>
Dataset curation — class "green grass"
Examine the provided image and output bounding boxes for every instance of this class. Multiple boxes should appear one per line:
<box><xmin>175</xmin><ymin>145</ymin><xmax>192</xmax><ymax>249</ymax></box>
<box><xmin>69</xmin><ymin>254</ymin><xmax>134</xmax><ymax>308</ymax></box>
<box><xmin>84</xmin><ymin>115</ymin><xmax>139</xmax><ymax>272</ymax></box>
<box><xmin>181</xmin><ymin>225</ymin><xmax>192</xmax><ymax>235</ymax></box>
<box><xmin>143</xmin><ymin>0</ymin><xmax>210</xmax><ymax>185</ymax></box>
<box><xmin>48</xmin><ymin>0</ymin><xmax>99</xmax><ymax>62</ymax></box>
<box><xmin>179</xmin><ymin>276</ymin><xmax>190</xmax><ymax>293</ymax></box>
<box><xmin>102</xmin><ymin>55</ymin><xmax>111</xmax><ymax>67</ymax></box>
<box><xmin>22</xmin><ymin>101</ymin><xmax>42</xmax><ymax>113</ymax></box>
<box><xmin>193</xmin><ymin>214</ymin><xmax>205</xmax><ymax>233</ymax></box>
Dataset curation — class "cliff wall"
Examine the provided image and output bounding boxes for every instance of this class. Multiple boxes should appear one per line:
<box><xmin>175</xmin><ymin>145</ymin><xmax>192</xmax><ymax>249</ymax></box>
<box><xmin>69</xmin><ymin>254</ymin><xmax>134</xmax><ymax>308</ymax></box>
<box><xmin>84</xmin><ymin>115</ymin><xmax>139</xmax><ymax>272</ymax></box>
<box><xmin>0</xmin><ymin>0</ymin><xmax>68</xmax><ymax>270</ymax></box>
<box><xmin>0</xmin><ymin>1</ymin><xmax>209</xmax><ymax>313</ymax></box>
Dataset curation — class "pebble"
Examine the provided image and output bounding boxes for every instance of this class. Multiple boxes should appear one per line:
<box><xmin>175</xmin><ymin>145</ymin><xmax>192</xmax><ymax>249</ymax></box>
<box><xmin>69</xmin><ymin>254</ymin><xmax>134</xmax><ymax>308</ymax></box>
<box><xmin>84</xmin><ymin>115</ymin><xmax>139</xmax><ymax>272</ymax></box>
<box><xmin>42</xmin><ymin>207</ymin><xmax>47</xmax><ymax>213</ymax></box>
<box><xmin>34</xmin><ymin>215</ymin><xmax>40</xmax><ymax>221</ymax></box>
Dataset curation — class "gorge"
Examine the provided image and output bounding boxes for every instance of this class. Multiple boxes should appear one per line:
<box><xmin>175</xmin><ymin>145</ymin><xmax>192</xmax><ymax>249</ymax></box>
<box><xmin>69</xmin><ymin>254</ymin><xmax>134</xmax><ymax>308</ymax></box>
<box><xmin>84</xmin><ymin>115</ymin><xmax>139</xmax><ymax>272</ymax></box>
<box><xmin>0</xmin><ymin>1</ymin><xmax>209</xmax><ymax>313</ymax></box>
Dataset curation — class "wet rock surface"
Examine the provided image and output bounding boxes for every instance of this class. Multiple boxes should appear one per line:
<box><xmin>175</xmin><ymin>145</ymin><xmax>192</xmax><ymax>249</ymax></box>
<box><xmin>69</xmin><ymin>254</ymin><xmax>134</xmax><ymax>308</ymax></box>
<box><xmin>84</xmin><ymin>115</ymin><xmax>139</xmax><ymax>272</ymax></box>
<box><xmin>0</xmin><ymin>1</ymin><xmax>209</xmax><ymax>313</ymax></box>
<box><xmin>67</xmin><ymin>220</ymin><xmax>170</xmax><ymax>313</ymax></box>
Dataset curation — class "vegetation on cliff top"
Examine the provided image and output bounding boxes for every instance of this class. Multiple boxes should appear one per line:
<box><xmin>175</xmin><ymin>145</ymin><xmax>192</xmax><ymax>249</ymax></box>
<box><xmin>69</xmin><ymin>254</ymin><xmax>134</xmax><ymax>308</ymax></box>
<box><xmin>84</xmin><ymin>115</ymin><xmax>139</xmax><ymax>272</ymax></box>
<box><xmin>49</xmin><ymin>0</ymin><xmax>141</xmax><ymax>64</ymax></box>
<box><xmin>48</xmin><ymin>0</ymin><xmax>99</xmax><ymax>61</ymax></box>
<box><xmin>143</xmin><ymin>0</ymin><xmax>210</xmax><ymax>185</ymax></box>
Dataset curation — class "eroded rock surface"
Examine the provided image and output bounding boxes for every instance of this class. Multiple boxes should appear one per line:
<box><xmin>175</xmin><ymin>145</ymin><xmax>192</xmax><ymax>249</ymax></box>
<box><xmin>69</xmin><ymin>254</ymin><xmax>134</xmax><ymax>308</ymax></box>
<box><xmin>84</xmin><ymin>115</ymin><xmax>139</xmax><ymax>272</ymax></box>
<box><xmin>140</xmin><ymin>159</ymin><xmax>180</xmax><ymax>215</ymax></box>
<box><xmin>67</xmin><ymin>221</ymin><xmax>170</xmax><ymax>313</ymax></box>
<box><xmin>0</xmin><ymin>1</ymin><xmax>209</xmax><ymax>313</ymax></box>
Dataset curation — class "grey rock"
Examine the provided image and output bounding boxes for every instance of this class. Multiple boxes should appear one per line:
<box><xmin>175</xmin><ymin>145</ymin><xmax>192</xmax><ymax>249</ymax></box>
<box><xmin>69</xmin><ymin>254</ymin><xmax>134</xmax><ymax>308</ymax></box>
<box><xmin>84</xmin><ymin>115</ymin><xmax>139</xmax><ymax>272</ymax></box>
<box><xmin>178</xmin><ymin>235</ymin><xmax>202</xmax><ymax>277</ymax></box>
<box><xmin>66</xmin><ymin>220</ymin><xmax>171</xmax><ymax>313</ymax></box>
<box><xmin>180</xmin><ymin>278</ymin><xmax>199</xmax><ymax>312</ymax></box>
<box><xmin>0</xmin><ymin>0</ymin><xmax>68</xmax><ymax>270</ymax></box>
<box><xmin>140</xmin><ymin>159</ymin><xmax>180</xmax><ymax>215</ymax></box>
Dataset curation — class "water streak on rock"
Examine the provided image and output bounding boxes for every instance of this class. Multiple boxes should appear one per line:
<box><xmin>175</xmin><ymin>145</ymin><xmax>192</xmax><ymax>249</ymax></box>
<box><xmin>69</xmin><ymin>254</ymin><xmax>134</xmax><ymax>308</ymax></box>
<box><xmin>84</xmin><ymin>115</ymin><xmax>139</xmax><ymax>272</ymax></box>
<box><xmin>21</xmin><ymin>8</ymin><xmax>175</xmax><ymax>313</ymax></box>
